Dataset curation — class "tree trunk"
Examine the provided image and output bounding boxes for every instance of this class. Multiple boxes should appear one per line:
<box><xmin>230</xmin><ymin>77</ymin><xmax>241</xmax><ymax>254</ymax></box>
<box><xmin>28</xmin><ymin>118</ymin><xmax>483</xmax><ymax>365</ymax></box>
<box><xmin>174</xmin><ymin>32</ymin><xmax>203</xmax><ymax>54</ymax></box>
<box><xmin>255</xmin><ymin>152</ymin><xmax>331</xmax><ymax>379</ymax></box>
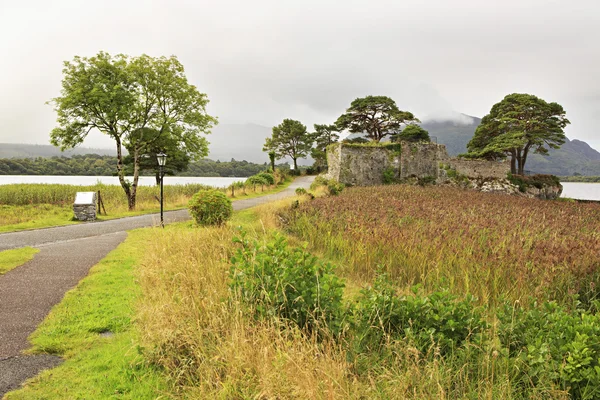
<box><xmin>293</xmin><ymin>158</ymin><xmax>298</xmax><ymax>171</ymax></box>
<box><xmin>115</xmin><ymin>138</ymin><xmax>133</xmax><ymax>207</ymax></box>
<box><xmin>519</xmin><ymin>145</ymin><xmax>531</xmax><ymax>176</ymax></box>
<box><xmin>510</xmin><ymin>150</ymin><xmax>517</xmax><ymax>174</ymax></box>
<box><xmin>129</xmin><ymin>148</ymin><xmax>140</xmax><ymax>210</ymax></box>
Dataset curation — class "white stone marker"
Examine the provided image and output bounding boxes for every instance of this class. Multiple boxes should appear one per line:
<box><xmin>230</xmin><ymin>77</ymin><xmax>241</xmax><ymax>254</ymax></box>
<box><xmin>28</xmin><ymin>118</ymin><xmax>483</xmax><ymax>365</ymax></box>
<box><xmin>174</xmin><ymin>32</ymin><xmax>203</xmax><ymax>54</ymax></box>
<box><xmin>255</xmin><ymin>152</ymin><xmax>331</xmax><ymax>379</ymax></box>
<box><xmin>73</xmin><ymin>192</ymin><xmax>97</xmax><ymax>221</ymax></box>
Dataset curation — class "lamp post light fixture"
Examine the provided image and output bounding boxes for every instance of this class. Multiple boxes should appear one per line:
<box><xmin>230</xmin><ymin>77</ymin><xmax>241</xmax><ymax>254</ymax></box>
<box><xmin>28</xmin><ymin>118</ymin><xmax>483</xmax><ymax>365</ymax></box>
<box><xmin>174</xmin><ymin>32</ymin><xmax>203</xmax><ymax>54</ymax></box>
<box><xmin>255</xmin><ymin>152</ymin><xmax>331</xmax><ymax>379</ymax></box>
<box><xmin>157</xmin><ymin>152</ymin><xmax>167</xmax><ymax>227</ymax></box>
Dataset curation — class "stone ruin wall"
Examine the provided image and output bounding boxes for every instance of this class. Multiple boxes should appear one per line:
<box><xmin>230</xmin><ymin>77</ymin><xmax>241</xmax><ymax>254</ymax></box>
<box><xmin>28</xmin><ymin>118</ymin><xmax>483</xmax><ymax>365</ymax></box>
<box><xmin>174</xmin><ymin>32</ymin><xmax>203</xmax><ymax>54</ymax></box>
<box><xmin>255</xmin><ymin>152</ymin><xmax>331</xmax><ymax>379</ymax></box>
<box><xmin>326</xmin><ymin>144</ymin><xmax>399</xmax><ymax>186</ymax></box>
<box><xmin>326</xmin><ymin>142</ymin><xmax>510</xmax><ymax>185</ymax></box>
<box><xmin>447</xmin><ymin>158</ymin><xmax>510</xmax><ymax>180</ymax></box>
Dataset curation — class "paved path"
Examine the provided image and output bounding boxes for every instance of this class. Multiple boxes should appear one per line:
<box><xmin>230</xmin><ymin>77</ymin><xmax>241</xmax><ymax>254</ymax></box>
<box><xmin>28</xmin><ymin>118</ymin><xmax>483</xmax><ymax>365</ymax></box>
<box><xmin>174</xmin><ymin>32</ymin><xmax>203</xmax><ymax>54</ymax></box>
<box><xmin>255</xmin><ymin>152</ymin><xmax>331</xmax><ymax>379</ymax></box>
<box><xmin>0</xmin><ymin>176</ymin><xmax>314</xmax><ymax>396</ymax></box>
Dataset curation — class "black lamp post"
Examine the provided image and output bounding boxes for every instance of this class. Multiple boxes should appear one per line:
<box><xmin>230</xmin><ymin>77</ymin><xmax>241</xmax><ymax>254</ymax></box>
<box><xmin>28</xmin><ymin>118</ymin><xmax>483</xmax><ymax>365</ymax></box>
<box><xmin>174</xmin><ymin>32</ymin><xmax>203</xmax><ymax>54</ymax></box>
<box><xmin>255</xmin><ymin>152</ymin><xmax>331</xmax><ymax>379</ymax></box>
<box><xmin>157</xmin><ymin>152</ymin><xmax>167</xmax><ymax>227</ymax></box>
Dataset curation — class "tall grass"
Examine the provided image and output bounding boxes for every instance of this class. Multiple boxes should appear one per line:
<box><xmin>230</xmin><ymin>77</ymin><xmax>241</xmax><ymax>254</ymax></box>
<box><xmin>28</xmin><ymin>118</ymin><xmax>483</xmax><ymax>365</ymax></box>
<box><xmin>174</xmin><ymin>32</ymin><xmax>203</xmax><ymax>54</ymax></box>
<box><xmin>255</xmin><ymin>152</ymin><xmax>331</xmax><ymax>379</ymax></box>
<box><xmin>133</xmin><ymin>203</ymin><xmax>529</xmax><ymax>398</ymax></box>
<box><xmin>283</xmin><ymin>185</ymin><xmax>600</xmax><ymax>307</ymax></box>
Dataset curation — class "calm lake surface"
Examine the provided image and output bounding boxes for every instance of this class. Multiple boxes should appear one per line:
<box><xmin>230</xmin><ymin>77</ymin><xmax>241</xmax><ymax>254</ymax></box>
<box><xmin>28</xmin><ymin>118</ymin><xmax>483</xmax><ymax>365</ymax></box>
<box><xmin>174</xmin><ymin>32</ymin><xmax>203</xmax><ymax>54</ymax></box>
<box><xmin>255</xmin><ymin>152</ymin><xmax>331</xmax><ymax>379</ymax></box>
<box><xmin>0</xmin><ymin>175</ymin><xmax>243</xmax><ymax>188</ymax></box>
<box><xmin>1</xmin><ymin>176</ymin><xmax>599</xmax><ymax>201</ymax></box>
<box><xmin>560</xmin><ymin>182</ymin><xmax>600</xmax><ymax>201</ymax></box>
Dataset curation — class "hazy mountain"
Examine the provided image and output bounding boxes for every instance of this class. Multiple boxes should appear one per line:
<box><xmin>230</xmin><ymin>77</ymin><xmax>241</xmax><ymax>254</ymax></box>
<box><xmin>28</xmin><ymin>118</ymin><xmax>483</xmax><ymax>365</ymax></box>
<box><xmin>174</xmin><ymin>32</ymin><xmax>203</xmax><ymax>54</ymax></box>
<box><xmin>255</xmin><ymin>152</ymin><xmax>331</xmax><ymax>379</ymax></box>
<box><xmin>0</xmin><ymin>143</ymin><xmax>115</xmax><ymax>158</ymax></box>
<box><xmin>423</xmin><ymin>115</ymin><xmax>600</xmax><ymax>176</ymax></box>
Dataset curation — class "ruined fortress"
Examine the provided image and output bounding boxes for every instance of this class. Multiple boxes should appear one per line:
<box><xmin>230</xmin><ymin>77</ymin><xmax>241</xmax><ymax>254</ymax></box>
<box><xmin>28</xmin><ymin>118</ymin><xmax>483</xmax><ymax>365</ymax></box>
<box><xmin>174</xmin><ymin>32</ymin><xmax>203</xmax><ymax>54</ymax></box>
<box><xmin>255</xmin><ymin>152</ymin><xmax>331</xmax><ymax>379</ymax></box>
<box><xmin>325</xmin><ymin>141</ymin><xmax>562</xmax><ymax>199</ymax></box>
<box><xmin>326</xmin><ymin>141</ymin><xmax>509</xmax><ymax>186</ymax></box>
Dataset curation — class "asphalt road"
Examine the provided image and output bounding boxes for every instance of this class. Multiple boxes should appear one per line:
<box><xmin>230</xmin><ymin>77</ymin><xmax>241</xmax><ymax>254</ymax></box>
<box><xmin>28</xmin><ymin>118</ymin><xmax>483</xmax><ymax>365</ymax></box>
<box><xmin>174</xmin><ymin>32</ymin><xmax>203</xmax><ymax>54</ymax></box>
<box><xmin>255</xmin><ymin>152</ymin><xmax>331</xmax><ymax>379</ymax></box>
<box><xmin>0</xmin><ymin>175</ymin><xmax>314</xmax><ymax>397</ymax></box>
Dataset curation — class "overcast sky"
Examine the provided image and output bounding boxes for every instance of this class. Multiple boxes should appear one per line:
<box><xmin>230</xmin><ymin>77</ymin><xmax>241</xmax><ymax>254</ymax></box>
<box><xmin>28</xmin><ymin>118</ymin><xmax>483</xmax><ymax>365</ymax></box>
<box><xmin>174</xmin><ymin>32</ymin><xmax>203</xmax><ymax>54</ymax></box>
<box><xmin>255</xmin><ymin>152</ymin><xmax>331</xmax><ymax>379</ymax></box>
<box><xmin>1</xmin><ymin>0</ymin><xmax>599</xmax><ymax>150</ymax></box>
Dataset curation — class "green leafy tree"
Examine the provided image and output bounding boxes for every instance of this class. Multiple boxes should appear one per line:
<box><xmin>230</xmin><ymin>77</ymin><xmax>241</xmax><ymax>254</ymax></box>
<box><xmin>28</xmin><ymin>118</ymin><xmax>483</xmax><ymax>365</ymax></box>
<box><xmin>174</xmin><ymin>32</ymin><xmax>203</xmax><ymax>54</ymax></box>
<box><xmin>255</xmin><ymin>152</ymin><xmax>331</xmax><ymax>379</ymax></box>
<box><xmin>311</xmin><ymin>124</ymin><xmax>340</xmax><ymax>171</ymax></box>
<box><xmin>49</xmin><ymin>52</ymin><xmax>217</xmax><ymax>210</ymax></box>
<box><xmin>124</xmin><ymin>127</ymin><xmax>205</xmax><ymax>185</ymax></box>
<box><xmin>263</xmin><ymin>119</ymin><xmax>313</xmax><ymax>170</ymax></box>
<box><xmin>393</xmin><ymin>124</ymin><xmax>431</xmax><ymax>143</ymax></box>
<box><xmin>466</xmin><ymin>93</ymin><xmax>569</xmax><ymax>175</ymax></box>
<box><xmin>335</xmin><ymin>96</ymin><xmax>419</xmax><ymax>142</ymax></box>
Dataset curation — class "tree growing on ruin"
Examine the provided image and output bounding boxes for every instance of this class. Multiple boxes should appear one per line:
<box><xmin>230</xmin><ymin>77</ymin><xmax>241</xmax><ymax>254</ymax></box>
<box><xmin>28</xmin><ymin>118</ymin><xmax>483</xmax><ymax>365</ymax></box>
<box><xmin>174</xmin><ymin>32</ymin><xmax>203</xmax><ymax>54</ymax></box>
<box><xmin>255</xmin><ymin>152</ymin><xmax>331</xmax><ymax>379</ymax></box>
<box><xmin>336</xmin><ymin>96</ymin><xmax>419</xmax><ymax>142</ymax></box>
<box><xmin>466</xmin><ymin>93</ymin><xmax>569</xmax><ymax>175</ymax></box>
<box><xmin>392</xmin><ymin>124</ymin><xmax>431</xmax><ymax>143</ymax></box>
<box><xmin>49</xmin><ymin>52</ymin><xmax>217</xmax><ymax>209</ymax></box>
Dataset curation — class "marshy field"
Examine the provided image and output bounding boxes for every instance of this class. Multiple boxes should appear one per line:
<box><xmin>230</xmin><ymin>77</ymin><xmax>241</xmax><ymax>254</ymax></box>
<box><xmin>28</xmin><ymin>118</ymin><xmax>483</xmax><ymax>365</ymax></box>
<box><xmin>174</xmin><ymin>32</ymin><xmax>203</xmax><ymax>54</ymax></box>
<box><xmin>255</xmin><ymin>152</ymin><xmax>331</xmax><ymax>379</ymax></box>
<box><xmin>6</xmin><ymin>182</ymin><xmax>600</xmax><ymax>399</ymax></box>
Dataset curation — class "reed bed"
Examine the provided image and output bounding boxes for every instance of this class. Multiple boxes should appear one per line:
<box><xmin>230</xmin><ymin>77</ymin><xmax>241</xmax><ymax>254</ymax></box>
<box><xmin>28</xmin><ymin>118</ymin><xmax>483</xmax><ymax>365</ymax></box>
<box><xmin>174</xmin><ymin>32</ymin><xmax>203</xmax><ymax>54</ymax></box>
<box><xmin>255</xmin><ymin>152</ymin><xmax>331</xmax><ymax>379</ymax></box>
<box><xmin>284</xmin><ymin>185</ymin><xmax>600</xmax><ymax>306</ymax></box>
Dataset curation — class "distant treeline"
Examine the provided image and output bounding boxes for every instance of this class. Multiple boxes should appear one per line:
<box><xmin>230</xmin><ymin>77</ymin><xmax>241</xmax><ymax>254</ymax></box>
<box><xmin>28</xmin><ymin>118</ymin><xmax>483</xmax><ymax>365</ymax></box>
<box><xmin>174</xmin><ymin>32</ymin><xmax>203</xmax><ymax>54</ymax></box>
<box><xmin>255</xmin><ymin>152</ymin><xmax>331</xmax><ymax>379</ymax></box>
<box><xmin>559</xmin><ymin>175</ymin><xmax>600</xmax><ymax>183</ymax></box>
<box><xmin>0</xmin><ymin>154</ymin><xmax>271</xmax><ymax>177</ymax></box>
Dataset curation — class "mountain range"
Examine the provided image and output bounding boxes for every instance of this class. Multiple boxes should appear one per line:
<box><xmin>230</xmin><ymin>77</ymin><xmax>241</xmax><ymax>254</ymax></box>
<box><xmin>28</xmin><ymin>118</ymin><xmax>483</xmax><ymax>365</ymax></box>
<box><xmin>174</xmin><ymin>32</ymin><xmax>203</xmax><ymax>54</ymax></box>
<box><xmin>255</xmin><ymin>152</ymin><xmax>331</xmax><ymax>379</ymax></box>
<box><xmin>2</xmin><ymin>117</ymin><xmax>600</xmax><ymax>175</ymax></box>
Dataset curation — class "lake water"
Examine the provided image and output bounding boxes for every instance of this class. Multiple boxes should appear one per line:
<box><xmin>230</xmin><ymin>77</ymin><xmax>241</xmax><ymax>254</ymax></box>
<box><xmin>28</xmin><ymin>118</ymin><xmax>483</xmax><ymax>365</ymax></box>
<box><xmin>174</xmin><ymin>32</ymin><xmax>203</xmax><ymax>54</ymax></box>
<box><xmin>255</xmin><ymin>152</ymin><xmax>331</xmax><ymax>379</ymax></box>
<box><xmin>0</xmin><ymin>175</ymin><xmax>244</xmax><ymax>188</ymax></box>
<box><xmin>560</xmin><ymin>182</ymin><xmax>600</xmax><ymax>201</ymax></box>
<box><xmin>1</xmin><ymin>176</ymin><xmax>599</xmax><ymax>201</ymax></box>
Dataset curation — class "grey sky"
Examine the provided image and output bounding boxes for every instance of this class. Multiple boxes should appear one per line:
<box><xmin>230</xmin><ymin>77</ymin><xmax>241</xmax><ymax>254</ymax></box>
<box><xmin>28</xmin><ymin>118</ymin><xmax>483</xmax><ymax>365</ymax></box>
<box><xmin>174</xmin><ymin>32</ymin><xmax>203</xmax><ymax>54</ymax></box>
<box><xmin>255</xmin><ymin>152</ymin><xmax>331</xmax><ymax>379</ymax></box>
<box><xmin>1</xmin><ymin>0</ymin><xmax>599</xmax><ymax>149</ymax></box>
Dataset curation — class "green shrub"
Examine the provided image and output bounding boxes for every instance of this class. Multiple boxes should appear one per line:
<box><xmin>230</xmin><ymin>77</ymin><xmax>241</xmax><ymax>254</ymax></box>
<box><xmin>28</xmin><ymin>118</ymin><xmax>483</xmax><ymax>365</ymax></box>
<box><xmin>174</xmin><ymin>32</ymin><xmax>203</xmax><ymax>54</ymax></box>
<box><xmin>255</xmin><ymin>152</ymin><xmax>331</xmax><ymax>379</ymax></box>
<box><xmin>354</xmin><ymin>274</ymin><xmax>487</xmax><ymax>355</ymax></box>
<box><xmin>257</xmin><ymin>172</ymin><xmax>275</xmax><ymax>185</ymax></box>
<box><xmin>295</xmin><ymin>187</ymin><xmax>307</xmax><ymax>196</ymax></box>
<box><xmin>230</xmin><ymin>233</ymin><xmax>346</xmax><ymax>335</ymax></box>
<box><xmin>507</xmin><ymin>173</ymin><xmax>561</xmax><ymax>192</ymax></box>
<box><xmin>382</xmin><ymin>167</ymin><xmax>396</xmax><ymax>184</ymax></box>
<box><xmin>246</xmin><ymin>175</ymin><xmax>268</xmax><ymax>186</ymax></box>
<box><xmin>497</xmin><ymin>301</ymin><xmax>600</xmax><ymax>399</ymax></box>
<box><xmin>187</xmin><ymin>190</ymin><xmax>232</xmax><ymax>226</ymax></box>
<box><xmin>309</xmin><ymin>176</ymin><xmax>344</xmax><ymax>195</ymax></box>
<box><xmin>417</xmin><ymin>175</ymin><xmax>436</xmax><ymax>186</ymax></box>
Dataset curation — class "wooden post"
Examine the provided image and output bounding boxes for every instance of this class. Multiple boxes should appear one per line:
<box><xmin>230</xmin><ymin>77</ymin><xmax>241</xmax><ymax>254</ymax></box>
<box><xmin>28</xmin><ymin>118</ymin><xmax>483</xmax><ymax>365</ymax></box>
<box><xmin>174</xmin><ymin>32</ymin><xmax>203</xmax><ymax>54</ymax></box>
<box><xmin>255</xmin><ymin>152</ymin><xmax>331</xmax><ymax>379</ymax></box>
<box><xmin>97</xmin><ymin>191</ymin><xmax>107</xmax><ymax>215</ymax></box>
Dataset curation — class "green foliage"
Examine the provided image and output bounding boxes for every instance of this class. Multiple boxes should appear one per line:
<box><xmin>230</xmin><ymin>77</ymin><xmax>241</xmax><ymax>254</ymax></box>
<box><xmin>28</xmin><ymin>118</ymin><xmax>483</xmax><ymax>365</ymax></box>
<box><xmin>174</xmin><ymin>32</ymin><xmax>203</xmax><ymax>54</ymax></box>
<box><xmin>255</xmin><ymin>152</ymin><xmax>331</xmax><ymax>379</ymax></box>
<box><xmin>49</xmin><ymin>51</ymin><xmax>217</xmax><ymax>209</ymax></box>
<box><xmin>341</xmin><ymin>136</ymin><xmax>370</xmax><ymax>144</ymax></box>
<box><xmin>354</xmin><ymin>274</ymin><xmax>487</xmax><ymax>355</ymax></box>
<box><xmin>311</xmin><ymin>124</ymin><xmax>340</xmax><ymax>170</ymax></box>
<box><xmin>0</xmin><ymin>154</ymin><xmax>274</xmax><ymax>177</ymax></box>
<box><xmin>311</xmin><ymin>176</ymin><xmax>345</xmax><ymax>195</ymax></box>
<box><xmin>382</xmin><ymin>167</ymin><xmax>396</xmax><ymax>184</ymax></box>
<box><xmin>123</xmin><ymin>127</ymin><xmax>198</xmax><ymax>183</ymax></box>
<box><xmin>393</xmin><ymin>124</ymin><xmax>431</xmax><ymax>143</ymax></box>
<box><xmin>295</xmin><ymin>187</ymin><xmax>307</xmax><ymax>196</ymax></box>
<box><xmin>507</xmin><ymin>173</ymin><xmax>561</xmax><ymax>192</ymax></box>
<box><xmin>418</xmin><ymin>175</ymin><xmax>437</xmax><ymax>186</ymax></box>
<box><xmin>263</xmin><ymin>119</ymin><xmax>313</xmax><ymax>170</ymax></box>
<box><xmin>466</xmin><ymin>93</ymin><xmax>570</xmax><ymax>175</ymax></box>
<box><xmin>257</xmin><ymin>172</ymin><xmax>275</xmax><ymax>185</ymax></box>
<box><xmin>230</xmin><ymin>233</ymin><xmax>346</xmax><ymax>335</ymax></box>
<box><xmin>497</xmin><ymin>302</ymin><xmax>600</xmax><ymax>399</ymax></box>
<box><xmin>268</xmin><ymin>151</ymin><xmax>276</xmax><ymax>172</ymax></box>
<box><xmin>335</xmin><ymin>96</ymin><xmax>419</xmax><ymax>142</ymax></box>
<box><xmin>188</xmin><ymin>190</ymin><xmax>233</xmax><ymax>226</ymax></box>
<box><xmin>245</xmin><ymin>175</ymin><xmax>268</xmax><ymax>186</ymax></box>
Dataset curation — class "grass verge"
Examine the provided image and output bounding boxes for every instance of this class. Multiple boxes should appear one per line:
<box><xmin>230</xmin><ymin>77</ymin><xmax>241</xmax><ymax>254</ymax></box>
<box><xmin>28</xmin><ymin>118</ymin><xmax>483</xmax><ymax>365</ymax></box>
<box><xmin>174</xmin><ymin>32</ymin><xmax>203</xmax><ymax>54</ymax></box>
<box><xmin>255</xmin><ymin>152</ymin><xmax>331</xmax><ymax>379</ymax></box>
<box><xmin>5</xmin><ymin>230</ymin><xmax>171</xmax><ymax>399</ymax></box>
<box><xmin>0</xmin><ymin>247</ymin><xmax>39</xmax><ymax>275</ymax></box>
